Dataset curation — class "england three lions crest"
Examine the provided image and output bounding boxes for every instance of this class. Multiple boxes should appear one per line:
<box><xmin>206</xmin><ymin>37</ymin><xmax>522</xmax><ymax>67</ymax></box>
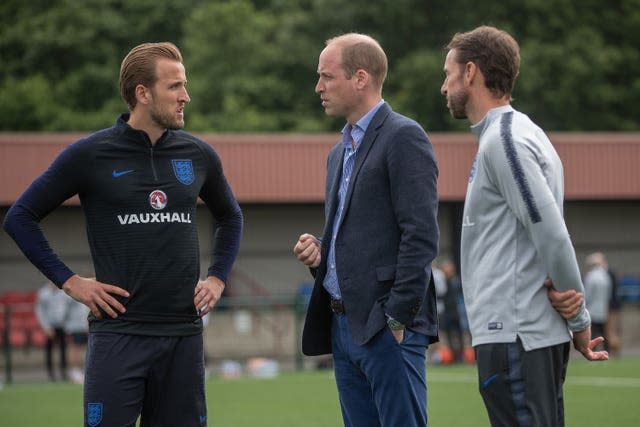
<box><xmin>87</xmin><ymin>402</ymin><xmax>103</xmax><ymax>426</ymax></box>
<box><xmin>172</xmin><ymin>159</ymin><xmax>195</xmax><ymax>185</ymax></box>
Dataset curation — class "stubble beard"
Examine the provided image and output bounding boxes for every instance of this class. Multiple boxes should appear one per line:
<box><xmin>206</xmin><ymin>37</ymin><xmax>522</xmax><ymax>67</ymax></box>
<box><xmin>150</xmin><ymin>104</ymin><xmax>184</xmax><ymax>130</ymax></box>
<box><xmin>448</xmin><ymin>90</ymin><xmax>469</xmax><ymax>120</ymax></box>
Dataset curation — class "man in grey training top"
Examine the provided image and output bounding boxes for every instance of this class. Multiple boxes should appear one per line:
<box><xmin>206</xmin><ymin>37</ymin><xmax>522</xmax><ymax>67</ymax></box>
<box><xmin>440</xmin><ymin>25</ymin><xmax>608</xmax><ymax>427</ymax></box>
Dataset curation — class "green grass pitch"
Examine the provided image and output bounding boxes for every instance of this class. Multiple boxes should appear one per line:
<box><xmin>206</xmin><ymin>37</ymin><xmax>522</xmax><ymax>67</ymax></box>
<box><xmin>1</xmin><ymin>358</ymin><xmax>639</xmax><ymax>426</ymax></box>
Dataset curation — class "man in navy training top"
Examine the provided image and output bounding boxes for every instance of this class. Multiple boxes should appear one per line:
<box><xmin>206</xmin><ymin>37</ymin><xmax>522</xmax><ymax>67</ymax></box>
<box><xmin>3</xmin><ymin>42</ymin><xmax>243</xmax><ymax>427</ymax></box>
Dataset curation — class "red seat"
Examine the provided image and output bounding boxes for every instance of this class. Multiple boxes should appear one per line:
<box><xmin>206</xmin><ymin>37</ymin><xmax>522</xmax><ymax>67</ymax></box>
<box><xmin>24</xmin><ymin>313</ymin><xmax>40</xmax><ymax>330</ymax></box>
<box><xmin>29</xmin><ymin>328</ymin><xmax>47</xmax><ymax>347</ymax></box>
<box><xmin>9</xmin><ymin>311</ymin><xmax>29</xmax><ymax>330</ymax></box>
<box><xmin>0</xmin><ymin>291</ymin><xmax>31</xmax><ymax>304</ymax></box>
<box><xmin>25</xmin><ymin>290</ymin><xmax>38</xmax><ymax>304</ymax></box>
<box><xmin>1</xmin><ymin>295</ymin><xmax>44</xmax><ymax>349</ymax></box>
<box><xmin>9</xmin><ymin>329</ymin><xmax>28</xmax><ymax>347</ymax></box>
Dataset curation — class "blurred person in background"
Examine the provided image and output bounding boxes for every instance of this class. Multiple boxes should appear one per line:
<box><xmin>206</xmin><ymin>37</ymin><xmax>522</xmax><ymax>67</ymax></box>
<box><xmin>35</xmin><ymin>282</ymin><xmax>70</xmax><ymax>382</ymax></box>
<box><xmin>65</xmin><ymin>296</ymin><xmax>90</xmax><ymax>384</ymax></box>
<box><xmin>583</xmin><ymin>252</ymin><xmax>613</xmax><ymax>352</ymax></box>
<box><xmin>582</xmin><ymin>251</ymin><xmax>623</xmax><ymax>357</ymax></box>
<box><xmin>441</xmin><ymin>260</ymin><xmax>466</xmax><ymax>363</ymax></box>
<box><xmin>432</xmin><ymin>261</ymin><xmax>447</xmax><ymax>319</ymax></box>
<box><xmin>427</xmin><ymin>261</ymin><xmax>447</xmax><ymax>364</ymax></box>
<box><xmin>603</xmin><ymin>253</ymin><xmax>622</xmax><ymax>357</ymax></box>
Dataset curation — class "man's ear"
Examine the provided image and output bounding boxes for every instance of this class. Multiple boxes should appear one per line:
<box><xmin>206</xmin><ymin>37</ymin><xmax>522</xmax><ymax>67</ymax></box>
<box><xmin>135</xmin><ymin>84</ymin><xmax>150</xmax><ymax>105</ymax></box>
<box><xmin>354</xmin><ymin>69</ymin><xmax>369</xmax><ymax>89</ymax></box>
<box><xmin>464</xmin><ymin>61</ymin><xmax>478</xmax><ymax>86</ymax></box>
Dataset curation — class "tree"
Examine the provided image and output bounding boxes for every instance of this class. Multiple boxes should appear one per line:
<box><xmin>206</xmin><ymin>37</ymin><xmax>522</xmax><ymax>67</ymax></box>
<box><xmin>514</xmin><ymin>0</ymin><xmax>640</xmax><ymax>130</ymax></box>
<box><xmin>0</xmin><ymin>0</ymin><xmax>638</xmax><ymax>131</ymax></box>
<box><xmin>0</xmin><ymin>0</ymin><xmax>204</xmax><ymax>130</ymax></box>
<box><xmin>183</xmin><ymin>0</ymin><xmax>338</xmax><ymax>131</ymax></box>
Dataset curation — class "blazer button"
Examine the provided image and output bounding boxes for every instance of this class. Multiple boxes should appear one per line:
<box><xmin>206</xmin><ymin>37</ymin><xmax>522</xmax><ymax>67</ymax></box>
<box><xmin>411</xmin><ymin>299</ymin><xmax>423</xmax><ymax>314</ymax></box>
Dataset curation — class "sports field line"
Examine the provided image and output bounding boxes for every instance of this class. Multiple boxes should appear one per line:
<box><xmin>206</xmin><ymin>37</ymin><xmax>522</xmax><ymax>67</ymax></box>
<box><xmin>566</xmin><ymin>376</ymin><xmax>640</xmax><ymax>387</ymax></box>
<box><xmin>428</xmin><ymin>372</ymin><xmax>640</xmax><ymax>388</ymax></box>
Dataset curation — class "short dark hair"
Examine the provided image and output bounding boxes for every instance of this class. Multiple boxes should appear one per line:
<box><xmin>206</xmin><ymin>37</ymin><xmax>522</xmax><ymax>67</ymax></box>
<box><xmin>326</xmin><ymin>33</ymin><xmax>388</xmax><ymax>90</ymax></box>
<box><xmin>119</xmin><ymin>42</ymin><xmax>183</xmax><ymax>110</ymax></box>
<box><xmin>446</xmin><ymin>26</ymin><xmax>520</xmax><ymax>99</ymax></box>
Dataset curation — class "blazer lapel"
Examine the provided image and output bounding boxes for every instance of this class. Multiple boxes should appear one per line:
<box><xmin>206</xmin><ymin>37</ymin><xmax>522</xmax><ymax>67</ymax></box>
<box><xmin>325</xmin><ymin>144</ymin><xmax>345</xmax><ymax>231</ymax></box>
<box><xmin>338</xmin><ymin>103</ymin><xmax>391</xmax><ymax>229</ymax></box>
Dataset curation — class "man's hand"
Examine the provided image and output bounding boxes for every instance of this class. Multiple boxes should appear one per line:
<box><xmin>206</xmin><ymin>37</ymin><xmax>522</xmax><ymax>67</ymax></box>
<box><xmin>293</xmin><ymin>233</ymin><xmax>321</xmax><ymax>268</ymax></box>
<box><xmin>572</xmin><ymin>327</ymin><xmax>609</xmax><ymax>361</ymax></box>
<box><xmin>544</xmin><ymin>278</ymin><xmax>583</xmax><ymax>319</ymax></box>
<box><xmin>194</xmin><ymin>276</ymin><xmax>225</xmax><ymax>316</ymax></box>
<box><xmin>62</xmin><ymin>275</ymin><xmax>129</xmax><ymax>320</ymax></box>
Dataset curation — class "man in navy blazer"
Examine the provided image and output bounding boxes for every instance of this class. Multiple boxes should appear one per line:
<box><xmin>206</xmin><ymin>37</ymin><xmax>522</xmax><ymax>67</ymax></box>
<box><xmin>294</xmin><ymin>33</ymin><xmax>439</xmax><ymax>427</ymax></box>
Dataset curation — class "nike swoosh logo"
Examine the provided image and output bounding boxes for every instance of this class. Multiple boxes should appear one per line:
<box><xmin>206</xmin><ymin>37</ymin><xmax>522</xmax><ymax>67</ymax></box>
<box><xmin>481</xmin><ymin>373</ymin><xmax>499</xmax><ymax>389</ymax></box>
<box><xmin>112</xmin><ymin>169</ymin><xmax>134</xmax><ymax>178</ymax></box>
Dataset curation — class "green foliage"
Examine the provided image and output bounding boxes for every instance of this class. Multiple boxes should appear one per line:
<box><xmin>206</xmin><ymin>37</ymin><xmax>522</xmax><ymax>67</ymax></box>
<box><xmin>0</xmin><ymin>0</ymin><xmax>205</xmax><ymax>131</ymax></box>
<box><xmin>0</xmin><ymin>0</ymin><xmax>638</xmax><ymax>131</ymax></box>
<box><xmin>387</xmin><ymin>49</ymin><xmax>469</xmax><ymax>132</ymax></box>
<box><xmin>513</xmin><ymin>0</ymin><xmax>640</xmax><ymax>130</ymax></box>
<box><xmin>184</xmin><ymin>0</ymin><xmax>314</xmax><ymax>131</ymax></box>
<box><xmin>0</xmin><ymin>76</ymin><xmax>56</xmax><ymax>130</ymax></box>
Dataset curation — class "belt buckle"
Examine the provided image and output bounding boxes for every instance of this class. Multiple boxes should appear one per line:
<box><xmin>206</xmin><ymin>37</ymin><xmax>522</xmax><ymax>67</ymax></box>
<box><xmin>330</xmin><ymin>299</ymin><xmax>345</xmax><ymax>315</ymax></box>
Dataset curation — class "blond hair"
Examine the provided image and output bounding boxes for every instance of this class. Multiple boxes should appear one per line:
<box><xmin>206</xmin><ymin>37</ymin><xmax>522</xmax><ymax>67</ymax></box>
<box><xmin>119</xmin><ymin>42</ymin><xmax>183</xmax><ymax>110</ymax></box>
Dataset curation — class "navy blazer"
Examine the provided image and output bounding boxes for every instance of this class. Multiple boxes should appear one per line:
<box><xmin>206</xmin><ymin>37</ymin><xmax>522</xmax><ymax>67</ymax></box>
<box><xmin>302</xmin><ymin>103</ymin><xmax>440</xmax><ymax>356</ymax></box>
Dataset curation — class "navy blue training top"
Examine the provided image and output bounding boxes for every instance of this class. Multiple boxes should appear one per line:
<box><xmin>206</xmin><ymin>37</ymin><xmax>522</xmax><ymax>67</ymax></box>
<box><xmin>3</xmin><ymin>114</ymin><xmax>243</xmax><ymax>336</ymax></box>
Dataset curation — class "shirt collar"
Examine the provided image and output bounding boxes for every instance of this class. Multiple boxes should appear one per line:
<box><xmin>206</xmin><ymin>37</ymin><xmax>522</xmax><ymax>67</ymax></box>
<box><xmin>470</xmin><ymin>104</ymin><xmax>514</xmax><ymax>138</ymax></box>
<box><xmin>340</xmin><ymin>100</ymin><xmax>385</xmax><ymax>150</ymax></box>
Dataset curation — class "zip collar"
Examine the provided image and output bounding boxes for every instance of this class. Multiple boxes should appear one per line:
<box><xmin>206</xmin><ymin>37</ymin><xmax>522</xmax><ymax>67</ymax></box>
<box><xmin>115</xmin><ymin>113</ymin><xmax>172</xmax><ymax>148</ymax></box>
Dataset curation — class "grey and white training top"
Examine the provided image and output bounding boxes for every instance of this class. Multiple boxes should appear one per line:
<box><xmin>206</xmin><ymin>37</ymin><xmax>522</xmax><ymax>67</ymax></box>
<box><xmin>460</xmin><ymin>105</ymin><xmax>590</xmax><ymax>351</ymax></box>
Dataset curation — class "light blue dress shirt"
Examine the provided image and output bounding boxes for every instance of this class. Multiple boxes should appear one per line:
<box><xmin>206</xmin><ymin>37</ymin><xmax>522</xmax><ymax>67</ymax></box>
<box><xmin>323</xmin><ymin>100</ymin><xmax>385</xmax><ymax>299</ymax></box>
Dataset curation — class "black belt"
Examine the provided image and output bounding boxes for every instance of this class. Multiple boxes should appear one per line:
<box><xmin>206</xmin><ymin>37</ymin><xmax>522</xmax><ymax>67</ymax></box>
<box><xmin>330</xmin><ymin>298</ymin><xmax>345</xmax><ymax>315</ymax></box>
